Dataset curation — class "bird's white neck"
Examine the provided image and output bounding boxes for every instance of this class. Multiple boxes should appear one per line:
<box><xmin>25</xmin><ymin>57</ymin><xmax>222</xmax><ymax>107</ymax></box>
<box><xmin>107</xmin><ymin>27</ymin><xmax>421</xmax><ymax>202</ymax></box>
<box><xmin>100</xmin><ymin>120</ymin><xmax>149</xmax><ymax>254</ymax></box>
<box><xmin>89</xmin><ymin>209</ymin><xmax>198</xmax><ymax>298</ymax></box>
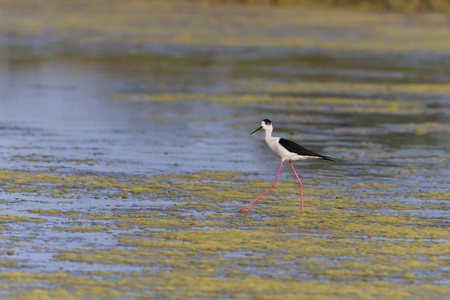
<box><xmin>264</xmin><ymin>125</ymin><xmax>273</xmax><ymax>143</ymax></box>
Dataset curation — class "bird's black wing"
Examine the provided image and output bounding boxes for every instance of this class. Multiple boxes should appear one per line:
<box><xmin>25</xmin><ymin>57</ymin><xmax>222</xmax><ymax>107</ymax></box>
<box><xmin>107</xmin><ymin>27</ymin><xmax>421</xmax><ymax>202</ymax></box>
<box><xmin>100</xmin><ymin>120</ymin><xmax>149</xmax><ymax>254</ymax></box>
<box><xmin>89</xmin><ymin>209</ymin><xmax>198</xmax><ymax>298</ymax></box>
<box><xmin>279</xmin><ymin>138</ymin><xmax>335</xmax><ymax>161</ymax></box>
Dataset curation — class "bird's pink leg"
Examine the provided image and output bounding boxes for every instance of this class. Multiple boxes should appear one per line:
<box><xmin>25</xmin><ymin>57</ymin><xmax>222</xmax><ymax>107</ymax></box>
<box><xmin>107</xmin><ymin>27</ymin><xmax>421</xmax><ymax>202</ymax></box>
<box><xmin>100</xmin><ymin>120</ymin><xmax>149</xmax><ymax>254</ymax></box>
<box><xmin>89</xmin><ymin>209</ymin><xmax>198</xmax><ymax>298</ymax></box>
<box><xmin>237</xmin><ymin>160</ymin><xmax>284</xmax><ymax>212</ymax></box>
<box><xmin>289</xmin><ymin>161</ymin><xmax>304</xmax><ymax>214</ymax></box>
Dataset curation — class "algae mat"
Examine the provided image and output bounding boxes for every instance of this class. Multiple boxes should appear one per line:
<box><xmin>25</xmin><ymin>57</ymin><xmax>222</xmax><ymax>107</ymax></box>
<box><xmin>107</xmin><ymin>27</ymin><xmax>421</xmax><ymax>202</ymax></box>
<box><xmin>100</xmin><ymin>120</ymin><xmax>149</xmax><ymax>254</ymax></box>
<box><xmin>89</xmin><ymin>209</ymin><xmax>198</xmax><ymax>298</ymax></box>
<box><xmin>2</xmin><ymin>0</ymin><xmax>450</xmax><ymax>54</ymax></box>
<box><xmin>0</xmin><ymin>168</ymin><xmax>449</xmax><ymax>299</ymax></box>
<box><xmin>0</xmin><ymin>0</ymin><xmax>450</xmax><ymax>299</ymax></box>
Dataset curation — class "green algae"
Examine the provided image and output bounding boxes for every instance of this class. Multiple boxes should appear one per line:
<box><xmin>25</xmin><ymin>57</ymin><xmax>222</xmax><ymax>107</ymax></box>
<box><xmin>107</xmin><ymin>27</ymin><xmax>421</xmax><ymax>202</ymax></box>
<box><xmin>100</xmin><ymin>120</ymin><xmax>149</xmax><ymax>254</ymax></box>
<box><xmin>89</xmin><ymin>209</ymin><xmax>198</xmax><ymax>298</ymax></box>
<box><xmin>2</xmin><ymin>0</ymin><xmax>450</xmax><ymax>54</ymax></box>
<box><xmin>54</xmin><ymin>226</ymin><xmax>110</xmax><ymax>232</ymax></box>
<box><xmin>108</xmin><ymin>91</ymin><xmax>448</xmax><ymax>117</ymax></box>
<box><xmin>168</xmin><ymin>0</ymin><xmax>450</xmax><ymax>11</ymax></box>
<box><xmin>0</xmin><ymin>214</ymin><xmax>47</xmax><ymax>223</ymax></box>
<box><xmin>0</xmin><ymin>1</ymin><xmax>449</xmax><ymax>298</ymax></box>
<box><xmin>0</xmin><ymin>166</ymin><xmax>448</xmax><ymax>298</ymax></box>
<box><xmin>5</xmin><ymin>269</ymin><xmax>446</xmax><ymax>300</ymax></box>
<box><xmin>412</xmin><ymin>191</ymin><xmax>450</xmax><ymax>201</ymax></box>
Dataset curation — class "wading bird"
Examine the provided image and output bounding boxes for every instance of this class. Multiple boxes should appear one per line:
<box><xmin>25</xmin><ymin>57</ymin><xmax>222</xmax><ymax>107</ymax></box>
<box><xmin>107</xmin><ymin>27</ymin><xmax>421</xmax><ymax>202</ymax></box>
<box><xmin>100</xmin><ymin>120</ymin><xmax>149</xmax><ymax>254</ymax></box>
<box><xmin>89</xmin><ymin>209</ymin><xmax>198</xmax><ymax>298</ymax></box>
<box><xmin>237</xmin><ymin>119</ymin><xmax>335</xmax><ymax>213</ymax></box>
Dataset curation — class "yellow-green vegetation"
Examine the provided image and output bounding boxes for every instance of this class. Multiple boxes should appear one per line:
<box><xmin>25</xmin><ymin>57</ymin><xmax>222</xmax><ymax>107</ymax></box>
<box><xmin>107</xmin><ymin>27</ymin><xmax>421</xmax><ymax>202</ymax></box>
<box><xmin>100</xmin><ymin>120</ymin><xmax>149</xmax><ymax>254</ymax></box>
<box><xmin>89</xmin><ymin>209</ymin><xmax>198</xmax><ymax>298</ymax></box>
<box><xmin>0</xmin><ymin>0</ymin><xmax>448</xmax><ymax>298</ymax></box>
<box><xmin>0</xmin><ymin>214</ymin><xmax>47</xmax><ymax>223</ymax></box>
<box><xmin>109</xmin><ymin>90</ymin><xmax>445</xmax><ymax>115</ymax></box>
<box><xmin>0</xmin><ymin>167</ymin><xmax>448</xmax><ymax>298</ymax></box>
<box><xmin>181</xmin><ymin>0</ymin><xmax>450</xmax><ymax>11</ymax></box>
<box><xmin>397</xmin><ymin>122</ymin><xmax>450</xmax><ymax>136</ymax></box>
<box><xmin>1</xmin><ymin>0</ymin><xmax>450</xmax><ymax>54</ymax></box>
<box><xmin>108</xmin><ymin>79</ymin><xmax>450</xmax><ymax>117</ymax></box>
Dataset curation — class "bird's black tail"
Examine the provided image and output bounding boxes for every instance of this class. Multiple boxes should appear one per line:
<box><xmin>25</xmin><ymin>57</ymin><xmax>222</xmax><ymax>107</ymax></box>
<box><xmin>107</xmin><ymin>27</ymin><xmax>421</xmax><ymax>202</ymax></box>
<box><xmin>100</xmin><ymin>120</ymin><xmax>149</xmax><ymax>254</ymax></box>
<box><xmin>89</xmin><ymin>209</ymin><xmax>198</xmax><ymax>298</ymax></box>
<box><xmin>320</xmin><ymin>155</ymin><xmax>336</xmax><ymax>162</ymax></box>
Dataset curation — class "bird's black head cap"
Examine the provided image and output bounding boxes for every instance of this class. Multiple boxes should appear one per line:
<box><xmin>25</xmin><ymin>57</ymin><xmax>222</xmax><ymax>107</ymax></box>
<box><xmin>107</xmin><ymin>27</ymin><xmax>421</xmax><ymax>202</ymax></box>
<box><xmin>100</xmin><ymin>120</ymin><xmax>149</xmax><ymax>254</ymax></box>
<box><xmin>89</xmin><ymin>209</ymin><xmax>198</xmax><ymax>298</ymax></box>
<box><xmin>262</xmin><ymin>119</ymin><xmax>272</xmax><ymax>125</ymax></box>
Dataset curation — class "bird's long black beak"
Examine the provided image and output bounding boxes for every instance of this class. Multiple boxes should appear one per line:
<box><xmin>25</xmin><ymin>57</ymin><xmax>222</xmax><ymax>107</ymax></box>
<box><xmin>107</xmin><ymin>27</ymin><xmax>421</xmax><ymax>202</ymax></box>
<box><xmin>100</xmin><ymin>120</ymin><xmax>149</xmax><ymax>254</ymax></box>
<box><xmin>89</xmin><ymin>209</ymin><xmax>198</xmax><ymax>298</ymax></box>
<box><xmin>250</xmin><ymin>126</ymin><xmax>263</xmax><ymax>135</ymax></box>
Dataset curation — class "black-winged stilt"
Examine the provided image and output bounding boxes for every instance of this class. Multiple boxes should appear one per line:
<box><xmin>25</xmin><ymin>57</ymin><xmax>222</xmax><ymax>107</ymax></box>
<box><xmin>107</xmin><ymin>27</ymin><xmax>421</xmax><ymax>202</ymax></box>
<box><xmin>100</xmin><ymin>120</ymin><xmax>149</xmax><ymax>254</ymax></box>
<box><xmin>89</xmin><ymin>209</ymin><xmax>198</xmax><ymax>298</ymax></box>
<box><xmin>237</xmin><ymin>119</ymin><xmax>335</xmax><ymax>213</ymax></box>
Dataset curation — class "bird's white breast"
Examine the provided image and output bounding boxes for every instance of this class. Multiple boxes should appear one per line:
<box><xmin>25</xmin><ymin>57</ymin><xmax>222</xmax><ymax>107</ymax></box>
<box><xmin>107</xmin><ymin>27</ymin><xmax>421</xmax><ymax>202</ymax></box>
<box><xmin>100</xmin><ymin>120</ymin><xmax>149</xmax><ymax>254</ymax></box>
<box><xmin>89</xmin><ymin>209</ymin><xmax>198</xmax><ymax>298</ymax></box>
<box><xmin>266</xmin><ymin>137</ymin><xmax>282</xmax><ymax>158</ymax></box>
<box><xmin>265</xmin><ymin>137</ymin><xmax>291</xmax><ymax>160</ymax></box>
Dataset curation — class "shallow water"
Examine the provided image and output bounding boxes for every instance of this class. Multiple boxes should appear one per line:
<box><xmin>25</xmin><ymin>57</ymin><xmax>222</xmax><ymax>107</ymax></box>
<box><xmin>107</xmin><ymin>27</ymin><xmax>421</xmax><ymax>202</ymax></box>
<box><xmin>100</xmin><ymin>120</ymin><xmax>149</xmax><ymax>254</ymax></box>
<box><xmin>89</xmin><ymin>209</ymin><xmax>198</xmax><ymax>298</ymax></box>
<box><xmin>1</xmin><ymin>48</ymin><xmax>448</xmax><ymax>197</ymax></box>
<box><xmin>0</xmin><ymin>1</ymin><xmax>449</xmax><ymax>299</ymax></box>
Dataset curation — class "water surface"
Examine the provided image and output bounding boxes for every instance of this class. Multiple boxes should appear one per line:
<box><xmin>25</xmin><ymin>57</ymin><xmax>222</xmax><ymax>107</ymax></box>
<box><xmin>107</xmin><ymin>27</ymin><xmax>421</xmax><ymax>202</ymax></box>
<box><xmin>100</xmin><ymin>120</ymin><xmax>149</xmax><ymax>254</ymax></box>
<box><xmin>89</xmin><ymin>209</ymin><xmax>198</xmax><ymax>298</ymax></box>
<box><xmin>0</xmin><ymin>1</ymin><xmax>449</xmax><ymax>298</ymax></box>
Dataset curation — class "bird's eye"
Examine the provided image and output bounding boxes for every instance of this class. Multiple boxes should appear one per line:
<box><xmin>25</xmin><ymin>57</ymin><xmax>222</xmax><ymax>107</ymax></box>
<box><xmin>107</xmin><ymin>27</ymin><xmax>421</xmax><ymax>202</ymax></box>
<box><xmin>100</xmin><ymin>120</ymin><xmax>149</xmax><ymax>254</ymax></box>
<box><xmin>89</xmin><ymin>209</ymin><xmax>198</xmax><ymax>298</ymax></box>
<box><xmin>265</xmin><ymin>122</ymin><xmax>269</xmax><ymax>125</ymax></box>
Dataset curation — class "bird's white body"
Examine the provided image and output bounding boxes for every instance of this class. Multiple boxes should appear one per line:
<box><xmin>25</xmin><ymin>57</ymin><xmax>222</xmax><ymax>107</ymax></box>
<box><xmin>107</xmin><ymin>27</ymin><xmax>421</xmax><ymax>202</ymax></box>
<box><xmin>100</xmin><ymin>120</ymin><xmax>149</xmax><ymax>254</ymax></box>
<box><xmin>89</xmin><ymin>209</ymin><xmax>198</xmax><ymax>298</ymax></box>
<box><xmin>262</xmin><ymin>121</ymin><xmax>324</xmax><ymax>162</ymax></box>
<box><xmin>265</xmin><ymin>132</ymin><xmax>311</xmax><ymax>162</ymax></box>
